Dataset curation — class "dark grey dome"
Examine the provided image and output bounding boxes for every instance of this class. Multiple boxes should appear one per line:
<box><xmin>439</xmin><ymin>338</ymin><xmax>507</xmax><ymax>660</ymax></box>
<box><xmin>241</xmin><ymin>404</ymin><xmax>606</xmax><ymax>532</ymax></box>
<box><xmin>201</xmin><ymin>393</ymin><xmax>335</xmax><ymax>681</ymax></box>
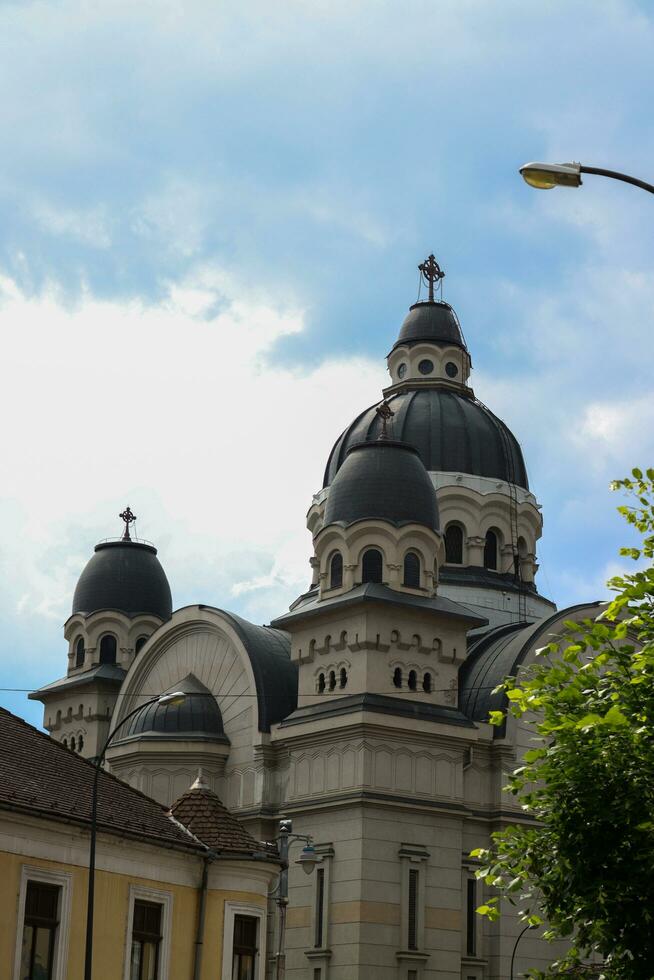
<box><xmin>391</xmin><ymin>301</ymin><xmax>466</xmax><ymax>352</ymax></box>
<box><xmin>323</xmin><ymin>440</ymin><xmax>439</xmax><ymax>531</ymax></box>
<box><xmin>324</xmin><ymin>389</ymin><xmax>528</xmax><ymax>490</ymax></box>
<box><xmin>72</xmin><ymin>540</ymin><xmax>172</xmax><ymax>619</ymax></box>
<box><xmin>119</xmin><ymin>675</ymin><xmax>228</xmax><ymax>741</ymax></box>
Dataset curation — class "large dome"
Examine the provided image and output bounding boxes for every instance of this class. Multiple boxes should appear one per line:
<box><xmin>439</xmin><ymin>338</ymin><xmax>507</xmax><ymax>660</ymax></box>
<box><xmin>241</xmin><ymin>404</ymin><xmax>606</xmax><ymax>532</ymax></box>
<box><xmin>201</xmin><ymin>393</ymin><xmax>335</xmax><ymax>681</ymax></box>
<box><xmin>323</xmin><ymin>440</ymin><xmax>439</xmax><ymax>530</ymax></box>
<box><xmin>391</xmin><ymin>301</ymin><xmax>466</xmax><ymax>352</ymax></box>
<box><xmin>72</xmin><ymin>539</ymin><xmax>173</xmax><ymax>619</ymax></box>
<box><xmin>324</xmin><ymin>388</ymin><xmax>529</xmax><ymax>490</ymax></box>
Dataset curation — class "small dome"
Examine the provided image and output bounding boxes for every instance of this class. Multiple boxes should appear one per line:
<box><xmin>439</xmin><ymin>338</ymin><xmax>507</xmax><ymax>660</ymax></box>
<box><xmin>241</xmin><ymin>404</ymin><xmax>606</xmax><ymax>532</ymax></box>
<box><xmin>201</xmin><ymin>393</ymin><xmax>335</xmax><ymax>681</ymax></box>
<box><xmin>391</xmin><ymin>301</ymin><xmax>466</xmax><ymax>352</ymax></box>
<box><xmin>324</xmin><ymin>388</ymin><xmax>528</xmax><ymax>490</ymax></box>
<box><xmin>72</xmin><ymin>540</ymin><xmax>172</xmax><ymax>620</ymax></box>
<box><xmin>119</xmin><ymin>675</ymin><xmax>228</xmax><ymax>740</ymax></box>
<box><xmin>323</xmin><ymin>440</ymin><xmax>439</xmax><ymax>531</ymax></box>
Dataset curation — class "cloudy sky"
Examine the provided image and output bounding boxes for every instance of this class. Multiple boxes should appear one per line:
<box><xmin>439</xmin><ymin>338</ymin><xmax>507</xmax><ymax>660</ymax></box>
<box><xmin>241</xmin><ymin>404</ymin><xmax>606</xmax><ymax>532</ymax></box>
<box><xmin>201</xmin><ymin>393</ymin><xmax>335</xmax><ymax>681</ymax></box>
<box><xmin>2</xmin><ymin>0</ymin><xmax>653</xmax><ymax>727</ymax></box>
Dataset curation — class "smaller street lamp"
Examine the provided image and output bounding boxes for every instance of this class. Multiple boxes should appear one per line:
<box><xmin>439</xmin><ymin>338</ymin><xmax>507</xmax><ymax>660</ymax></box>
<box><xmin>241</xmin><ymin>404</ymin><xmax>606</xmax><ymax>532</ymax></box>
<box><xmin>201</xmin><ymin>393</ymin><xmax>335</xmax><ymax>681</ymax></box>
<box><xmin>84</xmin><ymin>691</ymin><xmax>187</xmax><ymax>980</ymax></box>
<box><xmin>272</xmin><ymin>818</ymin><xmax>320</xmax><ymax>980</ymax></box>
<box><xmin>519</xmin><ymin>161</ymin><xmax>654</xmax><ymax>195</ymax></box>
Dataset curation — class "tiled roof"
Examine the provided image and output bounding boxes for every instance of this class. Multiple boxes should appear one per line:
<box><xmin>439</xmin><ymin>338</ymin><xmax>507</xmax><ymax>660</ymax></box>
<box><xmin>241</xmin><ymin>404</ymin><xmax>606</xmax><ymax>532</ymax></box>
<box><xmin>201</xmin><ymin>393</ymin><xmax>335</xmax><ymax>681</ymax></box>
<box><xmin>170</xmin><ymin>781</ymin><xmax>273</xmax><ymax>856</ymax></box>
<box><xmin>0</xmin><ymin>706</ymin><xmax>203</xmax><ymax>852</ymax></box>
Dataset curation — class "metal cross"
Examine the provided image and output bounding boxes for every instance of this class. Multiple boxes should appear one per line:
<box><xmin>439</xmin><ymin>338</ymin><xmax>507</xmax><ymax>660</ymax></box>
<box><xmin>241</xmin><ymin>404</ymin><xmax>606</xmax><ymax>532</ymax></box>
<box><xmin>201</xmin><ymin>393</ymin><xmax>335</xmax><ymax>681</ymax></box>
<box><xmin>376</xmin><ymin>400</ymin><xmax>395</xmax><ymax>440</ymax></box>
<box><xmin>119</xmin><ymin>506</ymin><xmax>137</xmax><ymax>541</ymax></box>
<box><xmin>418</xmin><ymin>253</ymin><xmax>445</xmax><ymax>302</ymax></box>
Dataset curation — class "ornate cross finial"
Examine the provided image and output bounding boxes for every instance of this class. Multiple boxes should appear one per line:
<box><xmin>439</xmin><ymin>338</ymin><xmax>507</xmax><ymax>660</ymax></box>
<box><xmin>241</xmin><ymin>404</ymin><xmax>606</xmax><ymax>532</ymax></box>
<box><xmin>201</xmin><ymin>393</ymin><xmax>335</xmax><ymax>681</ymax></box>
<box><xmin>418</xmin><ymin>253</ymin><xmax>445</xmax><ymax>302</ymax></box>
<box><xmin>119</xmin><ymin>506</ymin><xmax>137</xmax><ymax>541</ymax></box>
<box><xmin>376</xmin><ymin>400</ymin><xmax>395</xmax><ymax>440</ymax></box>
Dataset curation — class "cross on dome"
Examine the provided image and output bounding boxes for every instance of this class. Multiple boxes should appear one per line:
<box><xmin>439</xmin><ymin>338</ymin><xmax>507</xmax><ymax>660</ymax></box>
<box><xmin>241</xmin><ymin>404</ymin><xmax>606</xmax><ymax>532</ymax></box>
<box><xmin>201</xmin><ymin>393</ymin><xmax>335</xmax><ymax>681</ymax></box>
<box><xmin>119</xmin><ymin>506</ymin><xmax>137</xmax><ymax>541</ymax></box>
<box><xmin>375</xmin><ymin>400</ymin><xmax>395</xmax><ymax>440</ymax></box>
<box><xmin>418</xmin><ymin>253</ymin><xmax>445</xmax><ymax>302</ymax></box>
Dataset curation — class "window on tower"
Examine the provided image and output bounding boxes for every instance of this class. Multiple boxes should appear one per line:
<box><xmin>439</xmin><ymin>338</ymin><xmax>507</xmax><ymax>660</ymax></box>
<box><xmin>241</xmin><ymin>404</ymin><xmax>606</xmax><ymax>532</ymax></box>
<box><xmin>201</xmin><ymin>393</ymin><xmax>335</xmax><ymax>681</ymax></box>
<box><xmin>361</xmin><ymin>549</ymin><xmax>383</xmax><ymax>584</ymax></box>
<box><xmin>329</xmin><ymin>552</ymin><xmax>343</xmax><ymax>589</ymax></box>
<box><xmin>74</xmin><ymin>636</ymin><xmax>85</xmax><ymax>668</ymax></box>
<box><xmin>403</xmin><ymin>552</ymin><xmax>421</xmax><ymax>588</ymax></box>
<box><xmin>444</xmin><ymin>524</ymin><xmax>464</xmax><ymax>564</ymax></box>
<box><xmin>484</xmin><ymin>529</ymin><xmax>499</xmax><ymax>571</ymax></box>
<box><xmin>99</xmin><ymin>634</ymin><xmax>117</xmax><ymax>665</ymax></box>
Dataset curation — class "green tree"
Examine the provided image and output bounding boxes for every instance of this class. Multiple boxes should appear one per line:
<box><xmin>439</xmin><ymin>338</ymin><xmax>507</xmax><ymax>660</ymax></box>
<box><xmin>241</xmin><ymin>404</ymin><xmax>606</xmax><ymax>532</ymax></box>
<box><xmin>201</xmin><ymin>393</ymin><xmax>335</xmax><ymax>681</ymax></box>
<box><xmin>473</xmin><ymin>470</ymin><xmax>654</xmax><ymax>979</ymax></box>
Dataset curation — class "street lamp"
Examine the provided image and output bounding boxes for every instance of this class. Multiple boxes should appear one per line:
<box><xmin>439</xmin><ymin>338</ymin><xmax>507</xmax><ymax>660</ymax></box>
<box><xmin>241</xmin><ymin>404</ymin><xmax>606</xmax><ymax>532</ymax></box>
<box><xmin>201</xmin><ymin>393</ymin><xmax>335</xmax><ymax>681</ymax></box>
<box><xmin>519</xmin><ymin>161</ymin><xmax>654</xmax><ymax>195</ymax></box>
<box><xmin>510</xmin><ymin>921</ymin><xmax>537</xmax><ymax>980</ymax></box>
<box><xmin>272</xmin><ymin>817</ymin><xmax>320</xmax><ymax>980</ymax></box>
<box><xmin>83</xmin><ymin>691</ymin><xmax>187</xmax><ymax>980</ymax></box>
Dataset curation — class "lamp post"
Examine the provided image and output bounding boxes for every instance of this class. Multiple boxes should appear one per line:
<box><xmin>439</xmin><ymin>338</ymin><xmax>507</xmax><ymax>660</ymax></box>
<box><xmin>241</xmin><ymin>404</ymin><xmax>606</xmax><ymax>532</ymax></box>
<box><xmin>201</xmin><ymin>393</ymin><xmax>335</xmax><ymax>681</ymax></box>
<box><xmin>510</xmin><ymin>922</ymin><xmax>537</xmax><ymax>980</ymax></box>
<box><xmin>273</xmin><ymin>817</ymin><xmax>319</xmax><ymax>980</ymax></box>
<box><xmin>83</xmin><ymin>691</ymin><xmax>186</xmax><ymax>980</ymax></box>
<box><xmin>519</xmin><ymin>161</ymin><xmax>654</xmax><ymax>195</ymax></box>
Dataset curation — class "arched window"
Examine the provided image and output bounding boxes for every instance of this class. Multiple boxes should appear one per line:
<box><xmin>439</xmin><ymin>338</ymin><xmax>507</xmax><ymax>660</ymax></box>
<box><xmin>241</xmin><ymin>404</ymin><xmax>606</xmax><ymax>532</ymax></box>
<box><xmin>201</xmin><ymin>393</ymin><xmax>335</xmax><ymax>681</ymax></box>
<box><xmin>328</xmin><ymin>670</ymin><xmax>336</xmax><ymax>691</ymax></box>
<box><xmin>62</xmin><ymin>737</ymin><xmax>67</xmax><ymax>748</ymax></box>
<box><xmin>329</xmin><ymin>552</ymin><xmax>343</xmax><ymax>589</ymax></box>
<box><xmin>393</xmin><ymin>667</ymin><xmax>402</xmax><ymax>689</ymax></box>
<box><xmin>99</xmin><ymin>634</ymin><xmax>117</xmax><ymax>665</ymax></box>
<box><xmin>339</xmin><ymin>668</ymin><xmax>347</xmax><ymax>689</ymax></box>
<box><xmin>135</xmin><ymin>636</ymin><xmax>148</xmax><ymax>654</ymax></box>
<box><xmin>78</xmin><ymin>735</ymin><xmax>84</xmax><ymax>752</ymax></box>
<box><xmin>403</xmin><ymin>552</ymin><xmax>421</xmax><ymax>588</ymax></box>
<box><xmin>70</xmin><ymin>737</ymin><xmax>76</xmax><ymax>752</ymax></box>
<box><xmin>484</xmin><ymin>529</ymin><xmax>498</xmax><ymax>570</ymax></box>
<box><xmin>74</xmin><ymin>636</ymin><xmax>85</xmax><ymax>668</ymax></box>
<box><xmin>318</xmin><ymin>673</ymin><xmax>326</xmax><ymax>693</ymax></box>
<box><xmin>423</xmin><ymin>672</ymin><xmax>432</xmax><ymax>693</ymax></box>
<box><xmin>445</xmin><ymin>524</ymin><xmax>464</xmax><ymax>564</ymax></box>
<box><xmin>361</xmin><ymin>549</ymin><xmax>383</xmax><ymax>584</ymax></box>
<box><xmin>408</xmin><ymin>670</ymin><xmax>417</xmax><ymax>691</ymax></box>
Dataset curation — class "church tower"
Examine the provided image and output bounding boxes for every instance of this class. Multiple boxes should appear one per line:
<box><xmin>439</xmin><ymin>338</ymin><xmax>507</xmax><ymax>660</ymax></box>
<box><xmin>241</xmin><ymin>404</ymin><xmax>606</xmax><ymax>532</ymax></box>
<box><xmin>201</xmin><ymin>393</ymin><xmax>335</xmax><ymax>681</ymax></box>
<box><xmin>30</xmin><ymin>508</ymin><xmax>172</xmax><ymax>758</ymax></box>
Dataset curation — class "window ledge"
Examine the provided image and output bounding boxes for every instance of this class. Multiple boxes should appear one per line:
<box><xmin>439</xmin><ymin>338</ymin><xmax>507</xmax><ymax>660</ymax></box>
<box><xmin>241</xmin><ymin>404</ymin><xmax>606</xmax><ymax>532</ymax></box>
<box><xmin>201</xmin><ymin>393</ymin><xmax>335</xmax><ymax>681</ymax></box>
<box><xmin>305</xmin><ymin>948</ymin><xmax>332</xmax><ymax>960</ymax></box>
<box><xmin>396</xmin><ymin>950</ymin><xmax>429</xmax><ymax>962</ymax></box>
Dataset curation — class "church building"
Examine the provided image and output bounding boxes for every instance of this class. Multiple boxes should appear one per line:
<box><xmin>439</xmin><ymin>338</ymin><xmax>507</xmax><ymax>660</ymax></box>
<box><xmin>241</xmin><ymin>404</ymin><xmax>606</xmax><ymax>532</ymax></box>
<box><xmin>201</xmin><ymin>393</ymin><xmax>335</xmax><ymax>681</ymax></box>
<box><xmin>31</xmin><ymin>255</ymin><xmax>599</xmax><ymax>980</ymax></box>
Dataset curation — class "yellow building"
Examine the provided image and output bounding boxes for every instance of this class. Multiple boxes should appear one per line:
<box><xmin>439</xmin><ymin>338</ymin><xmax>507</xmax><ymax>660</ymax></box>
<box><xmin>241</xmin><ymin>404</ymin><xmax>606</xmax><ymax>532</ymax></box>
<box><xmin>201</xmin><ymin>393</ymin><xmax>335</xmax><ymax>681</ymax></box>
<box><xmin>0</xmin><ymin>706</ymin><xmax>279</xmax><ymax>980</ymax></box>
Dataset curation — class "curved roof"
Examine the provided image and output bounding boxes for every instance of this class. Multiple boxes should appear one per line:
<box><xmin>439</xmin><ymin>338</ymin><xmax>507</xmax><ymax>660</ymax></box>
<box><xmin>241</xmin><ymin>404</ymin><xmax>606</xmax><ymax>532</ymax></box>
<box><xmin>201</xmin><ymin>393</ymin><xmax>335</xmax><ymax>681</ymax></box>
<box><xmin>72</xmin><ymin>540</ymin><xmax>172</xmax><ymax>620</ymax></box>
<box><xmin>119</xmin><ymin>674</ymin><xmax>228</xmax><ymax>741</ymax></box>
<box><xmin>391</xmin><ymin>301</ymin><xmax>467</xmax><ymax>352</ymax></box>
<box><xmin>459</xmin><ymin>601</ymin><xmax>603</xmax><ymax>733</ymax></box>
<box><xmin>323</xmin><ymin>440</ymin><xmax>439</xmax><ymax>531</ymax></box>
<box><xmin>324</xmin><ymin>388</ymin><xmax>528</xmax><ymax>489</ymax></box>
<box><xmin>200</xmin><ymin>607</ymin><xmax>297</xmax><ymax>732</ymax></box>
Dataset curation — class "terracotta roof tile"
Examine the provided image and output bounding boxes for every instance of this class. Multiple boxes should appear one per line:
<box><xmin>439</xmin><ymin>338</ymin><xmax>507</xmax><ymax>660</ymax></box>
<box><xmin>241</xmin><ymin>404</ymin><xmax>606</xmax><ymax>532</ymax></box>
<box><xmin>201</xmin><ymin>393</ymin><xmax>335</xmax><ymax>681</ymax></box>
<box><xmin>0</xmin><ymin>707</ymin><xmax>202</xmax><ymax>852</ymax></box>
<box><xmin>170</xmin><ymin>783</ymin><xmax>274</xmax><ymax>856</ymax></box>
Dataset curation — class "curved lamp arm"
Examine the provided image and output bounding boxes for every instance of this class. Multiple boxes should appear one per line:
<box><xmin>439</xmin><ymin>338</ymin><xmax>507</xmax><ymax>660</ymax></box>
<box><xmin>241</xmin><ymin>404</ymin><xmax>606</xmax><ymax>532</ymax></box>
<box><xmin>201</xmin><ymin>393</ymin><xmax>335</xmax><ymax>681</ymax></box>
<box><xmin>520</xmin><ymin>161</ymin><xmax>654</xmax><ymax>195</ymax></box>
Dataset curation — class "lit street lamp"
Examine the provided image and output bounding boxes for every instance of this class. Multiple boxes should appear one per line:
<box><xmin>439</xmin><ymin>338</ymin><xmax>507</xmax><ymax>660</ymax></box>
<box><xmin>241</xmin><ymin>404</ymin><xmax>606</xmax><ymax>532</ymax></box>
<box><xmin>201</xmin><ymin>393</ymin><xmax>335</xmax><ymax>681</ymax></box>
<box><xmin>519</xmin><ymin>161</ymin><xmax>654</xmax><ymax>195</ymax></box>
<box><xmin>83</xmin><ymin>691</ymin><xmax>187</xmax><ymax>980</ymax></box>
<box><xmin>272</xmin><ymin>817</ymin><xmax>320</xmax><ymax>980</ymax></box>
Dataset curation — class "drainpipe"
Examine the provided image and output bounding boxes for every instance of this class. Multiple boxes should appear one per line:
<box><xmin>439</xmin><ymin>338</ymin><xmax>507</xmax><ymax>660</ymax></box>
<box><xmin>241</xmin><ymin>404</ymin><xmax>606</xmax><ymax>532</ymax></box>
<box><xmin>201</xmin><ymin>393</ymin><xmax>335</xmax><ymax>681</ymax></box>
<box><xmin>193</xmin><ymin>854</ymin><xmax>212</xmax><ymax>980</ymax></box>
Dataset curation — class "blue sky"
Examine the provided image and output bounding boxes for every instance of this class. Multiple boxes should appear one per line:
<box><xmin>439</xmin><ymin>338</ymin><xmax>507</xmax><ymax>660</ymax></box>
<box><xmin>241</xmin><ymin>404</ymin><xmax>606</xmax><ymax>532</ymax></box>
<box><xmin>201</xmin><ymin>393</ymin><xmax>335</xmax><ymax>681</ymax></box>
<box><xmin>1</xmin><ymin>0</ymin><xmax>653</xmax><ymax>727</ymax></box>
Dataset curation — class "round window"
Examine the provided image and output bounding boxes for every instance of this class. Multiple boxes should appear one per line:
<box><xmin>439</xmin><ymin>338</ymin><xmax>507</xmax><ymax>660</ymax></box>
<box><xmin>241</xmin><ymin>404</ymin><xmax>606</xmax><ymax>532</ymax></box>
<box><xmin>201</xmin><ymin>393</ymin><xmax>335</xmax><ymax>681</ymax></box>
<box><xmin>398</xmin><ymin>362</ymin><xmax>407</xmax><ymax>379</ymax></box>
<box><xmin>445</xmin><ymin>361</ymin><xmax>458</xmax><ymax>378</ymax></box>
<box><xmin>418</xmin><ymin>359</ymin><xmax>434</xmax><ymax>375</ymax></box>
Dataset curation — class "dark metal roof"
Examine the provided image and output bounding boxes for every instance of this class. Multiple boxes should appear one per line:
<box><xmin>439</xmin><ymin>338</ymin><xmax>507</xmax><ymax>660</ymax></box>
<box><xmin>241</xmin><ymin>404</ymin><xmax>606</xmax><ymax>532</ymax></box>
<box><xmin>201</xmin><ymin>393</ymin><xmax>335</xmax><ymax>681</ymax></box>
<box><xmin>29</xmin><ymin>664</ymin><xmax>126</xmax><ymax>701</ymax></box>
<box><xmin>118</xmin><ymin>675</ymin><xmax>229</xmax><ymax>742</ymax></box>
<box><xmin>390</xmin><ymin>301</ymin><xmax>467</xmax><ymax>353</ymax></box>
<box><xmin>279</xmin><ymin>693</ymin><xmax>475</xmax><ymax>729</ymax></box>
<box><xmin>323</xmin><ymin>440</ymin><xmax>440</xmax><ymax>530</ymax></box>
<box><xmin>324</xmin><ymin>388</ymin><xmax>529</xmax><ymax>490</ymax></box>
<box><xmin>72</xmin><ymin>540</ymin><xmax>172</xmax><ymax>620</ymax></box>
<box><xmin>199</xmin><ymin>607</ymin><xmax>297</xmax><ymax>732</ymax></box>
<box><xmin>458</xmin><ymin>602</ymin><xmax>603</xmax><ymax>733</ymax></box>
<box><xmin>272</xmin><ymin>582</ymin><xmax>487</xmax><ymax>630</ymax></box>
<box><xmin>0</xmin><ymin>707</ymin><xmax>203</xmax><ymax>852</ymax></box>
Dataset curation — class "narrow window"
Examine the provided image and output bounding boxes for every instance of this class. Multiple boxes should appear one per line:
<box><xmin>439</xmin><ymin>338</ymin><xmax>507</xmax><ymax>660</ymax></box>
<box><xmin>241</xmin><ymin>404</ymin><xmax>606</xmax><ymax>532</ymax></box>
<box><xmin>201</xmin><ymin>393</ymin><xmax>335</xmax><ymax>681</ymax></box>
<box><xmin>393</xmin><ymin>667</ymin><xmax>402</xmax><ymax>689</ymax></box>
<box><xmin>403</xmin><ymin>552</ymin><xmax>421</xmax><ymax>588</ymax></box>
<box><xmin>20</xmin><ymin>881</ymin><xmax>60</xmax><ymax>980</ymax></box>
<box><xmin>99</xmin><ymin>634</ymin><xmax>117</xmax><ymax>665</ymax></box>
<box><xmin>422</xmin><ymin>672</ymin><xmax>432</xmax><ymax>693</ymax></box>
<box><xmin>318</xmin><ymin>673</ymin><xmax>326</xmax><ymax>694</ymax></box>
<box><xmin>484</xmin><ymin>530</ymin><xmax>498</xmax><ymax>570</ymax></box>
<box><xmin>408</xmin><ymin>869</ymin><xmax>419</xmax><ymax>950</ymax></box>
<box><xmin>466</xmin><ymin>877</ymin><xmax>477</xmax><ymax>956</ymax></box>
<box><xmin>314</xmin><ymin>867</ymin><xmax>325</xmax><ymax>947</ymax></box>
<box><xmin>339</xmin><ymin>667</ymin><xmax>347</xmax><ymax>689</ymax></box>
<box><xmin>232</xmin><ymin>915</ymin><xmax>258</xmax><ymax>980</ymax></box>
<box><xmin>408</xmin><ymin>670</ymin><xmax>417</xmax><ymax>692</ymax></box>
<box><xmin>135</xmin><ymin>636</ymin><xmax>148</xmax><ymax>654</ymax></box>
<box><xmin>329</xmin><ymin>552</ymin><xmax>343</xmax><ymax>589</ymax></box>
<box><xmin>361</xmin><ymin>548</ymin><xmax>383</xmax><ymax>584</ymax></box>
<box><xmin>78</xmin><ymin>735</ymin><xmax>84</xmax><ymax>752</ymax></box>
<box><xmin>62</xmin><ymin>738</ymin><xmax>67</xmax><ymax>749</ymax></box>
<box><xmin>445</xmin><ymin>524</ymin><xmax>463</xmax><ymax>564</ymax></box>
<box><xmin>130</xmin><ymin>900</ymin><xmax>162</xmax><ymax>980</ymax></box>
<box><xmin>328</xmin><ymin>670</ymin><xmax>336</xmax><ymax>691</ymax></box>
<box><xmin>75</xmin><ymin>636</ymin><xmax>85</xmax><ymax>668</ymax></box>
<box><xmin>70</xmin><ymin>737</ymin><xmax>76</xmax><ymax>752</ymax></box>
